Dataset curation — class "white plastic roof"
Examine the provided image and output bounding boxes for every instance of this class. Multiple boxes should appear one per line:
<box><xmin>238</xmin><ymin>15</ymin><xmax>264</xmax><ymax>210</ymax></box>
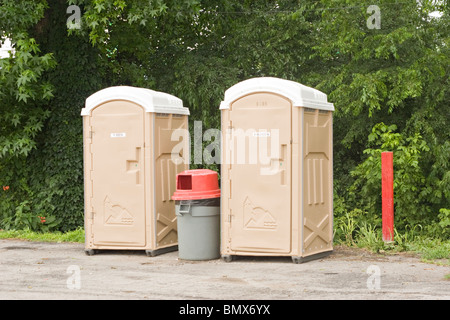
<box><xmin>220</xmin><ymin>77</ymin><xmax>334</xmax><ymax>111</ymax></box>
<box><xmin>81</xmin><ymin>86</ymin><xmax>189</xmax><ymax>116</ymax></box>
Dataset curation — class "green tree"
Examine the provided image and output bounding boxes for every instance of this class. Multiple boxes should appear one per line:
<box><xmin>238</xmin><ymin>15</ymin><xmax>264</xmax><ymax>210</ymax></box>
<box><xmin>26</xmin><ymin>0</ymin><xmax>106</xmax><ymax>231</ymax></box>
<box><xmin>1</xmin><ymin>0</ymin><xmax>105</xmax><ymax>231</ymax></box>
<box><xmin>0</xmin><ymin>0</ymin><xmax>57</xmax><ymax>230</ymax></box>
<box><xmin>312</xmin><ymin>0</ymin><xmax>449</xmax><ymax>235</ymax></box>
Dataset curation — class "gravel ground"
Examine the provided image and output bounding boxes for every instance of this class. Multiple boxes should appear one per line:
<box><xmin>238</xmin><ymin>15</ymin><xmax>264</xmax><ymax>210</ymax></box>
<box><xmin>0</xmin><ymin>239</ymin><xmax>448</xmax><ymax>300</ymax></box>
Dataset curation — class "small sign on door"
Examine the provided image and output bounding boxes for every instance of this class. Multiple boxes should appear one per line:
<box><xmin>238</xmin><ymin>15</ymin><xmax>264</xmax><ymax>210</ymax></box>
<box><xmin>111</xmin><ymin>133</ymin><xmax>126</xmax><ymax>138</ymax></box>
<box><xmin>252</xmin><ymin>131</ymin><xmax>271</xmax><ymax>138</ymax></box>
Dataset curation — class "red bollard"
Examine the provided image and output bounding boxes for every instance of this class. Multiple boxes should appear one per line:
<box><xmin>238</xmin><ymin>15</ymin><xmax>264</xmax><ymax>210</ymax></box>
<box><xmin>382</xmin><ymin>152</ymin><xmax>394</xmax><ymax>243</ymax></box>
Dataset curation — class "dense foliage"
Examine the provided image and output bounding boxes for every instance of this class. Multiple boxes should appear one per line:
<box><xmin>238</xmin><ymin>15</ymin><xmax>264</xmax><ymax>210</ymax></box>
<box><xmin>0</xmin><ymin>0</ymin><xmax>448</xmax><ymax>241</ymax></box>
<box><xmin>1</xmin><ymin>0</ymin><xmax>105</xmax><ymax>231</ymax></box>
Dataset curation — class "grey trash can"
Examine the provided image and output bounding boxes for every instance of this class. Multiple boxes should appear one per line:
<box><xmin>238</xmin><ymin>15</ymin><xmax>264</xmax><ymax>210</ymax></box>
<box><xmin>172</xmin><ymin>169</ymin><xmax>221</xmax><ymax>260</ymax></box>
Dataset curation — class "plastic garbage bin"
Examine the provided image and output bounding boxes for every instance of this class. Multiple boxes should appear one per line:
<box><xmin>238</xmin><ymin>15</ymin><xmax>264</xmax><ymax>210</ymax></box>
<box><xmin>172</xmin><ymin>169</ymin><xmax>221</xmax><ymax>260</ymax></box>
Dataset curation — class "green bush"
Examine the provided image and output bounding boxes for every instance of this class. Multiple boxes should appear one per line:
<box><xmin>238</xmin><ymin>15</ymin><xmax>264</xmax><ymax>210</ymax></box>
<box><xmin>348</xmin><ymin>123</ymin><xmax>448</xmax><ymax>234</ymax></box>
<box><xmin>0</xmin><ymin>1</ymin><xmax>105</xmax><ymax>232</ymax></box>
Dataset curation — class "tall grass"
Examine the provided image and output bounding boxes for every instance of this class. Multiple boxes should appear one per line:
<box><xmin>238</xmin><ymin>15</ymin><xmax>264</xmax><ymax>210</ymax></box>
<box><xmin>334</xmin><ymin>214</ymin><xmax>450</xmax><ymax>264</ymax></box>
<box><xmin>1</xmin><ymin>217</ymin><xmax>448</xmax><ymax>265</ymax></box>
<box><xmin>0</xmin><ymin>227</ymin><xmax>85</xmax><ymax>243</ymax></box>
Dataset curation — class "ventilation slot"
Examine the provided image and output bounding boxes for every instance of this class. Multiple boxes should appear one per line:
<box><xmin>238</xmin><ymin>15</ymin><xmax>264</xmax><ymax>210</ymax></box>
<box><xmin>304</xmin><ymin>107</ymin><xmax>316</xmax><ymax>113</ymax></box>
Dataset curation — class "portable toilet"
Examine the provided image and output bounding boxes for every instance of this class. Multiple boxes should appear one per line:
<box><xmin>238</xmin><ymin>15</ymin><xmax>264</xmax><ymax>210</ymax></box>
<box><xmin>219</xmin><ymin>77</ymin><xmax>334</xmax><ymax>263</ymax></box>
<box><xmin>81</xmin><ymin>86</ymin><xmax>190</xmax><ymax>256</ymax></box>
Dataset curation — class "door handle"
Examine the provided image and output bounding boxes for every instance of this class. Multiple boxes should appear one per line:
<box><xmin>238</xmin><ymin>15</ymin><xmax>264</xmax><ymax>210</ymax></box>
<box><xmin>280</xmin><ymin>144</ymin><xmax>287</xmax><ymax>185</ymax></box>
<box><xmin>126</xmin><ymin>147</ymin><xmax>142</xmax><ymax>184</ymax></box>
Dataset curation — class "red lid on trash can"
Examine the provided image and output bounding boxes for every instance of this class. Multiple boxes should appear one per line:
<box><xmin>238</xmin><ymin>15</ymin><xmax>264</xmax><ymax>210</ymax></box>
<box><xmin>172</xmin><ymin>169</ymin><xmax>221</xmax><ymax>200</ymax></box>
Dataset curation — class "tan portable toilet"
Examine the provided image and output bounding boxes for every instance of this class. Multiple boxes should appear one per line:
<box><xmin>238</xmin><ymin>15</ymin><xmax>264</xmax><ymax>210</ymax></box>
<box><xmin>220</xmin><ymin>77</ymin><xmax>334</xmax><ymax>263</ymax></box>
<box><xmin>81</xmin><ymin>86</ymin><xmax>190</xmax><ymax>256</ymax></box>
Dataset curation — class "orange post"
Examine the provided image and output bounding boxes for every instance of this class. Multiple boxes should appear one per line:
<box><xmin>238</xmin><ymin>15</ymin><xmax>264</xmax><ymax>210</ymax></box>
<box><xmin>382</xmin><ymin>152</ymin><xmax>394</xmax><ymax>243</ymax></box>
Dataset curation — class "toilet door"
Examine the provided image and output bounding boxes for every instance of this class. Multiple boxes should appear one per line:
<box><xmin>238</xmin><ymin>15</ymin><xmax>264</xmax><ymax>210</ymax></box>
<box><xmin>153</xmin><ymin>113</ymin><xmax>189</xmax><ymax>248</ymax></box>
<box><xmin>89</xmin><ymin>101</ymin><xmax>146</xmax><ymax>247</ymax></box>
<box><xmin>226</xmin><ymin>93</ymin><xmax>292</xmax><ymax>253</ymax></box>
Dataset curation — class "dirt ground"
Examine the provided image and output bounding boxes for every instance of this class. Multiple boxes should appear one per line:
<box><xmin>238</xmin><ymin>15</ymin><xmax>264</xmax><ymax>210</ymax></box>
<box><xmin>0</xmin><ymin>239</ymin><xmax>448</xmax><ymax>300</ymax></box>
